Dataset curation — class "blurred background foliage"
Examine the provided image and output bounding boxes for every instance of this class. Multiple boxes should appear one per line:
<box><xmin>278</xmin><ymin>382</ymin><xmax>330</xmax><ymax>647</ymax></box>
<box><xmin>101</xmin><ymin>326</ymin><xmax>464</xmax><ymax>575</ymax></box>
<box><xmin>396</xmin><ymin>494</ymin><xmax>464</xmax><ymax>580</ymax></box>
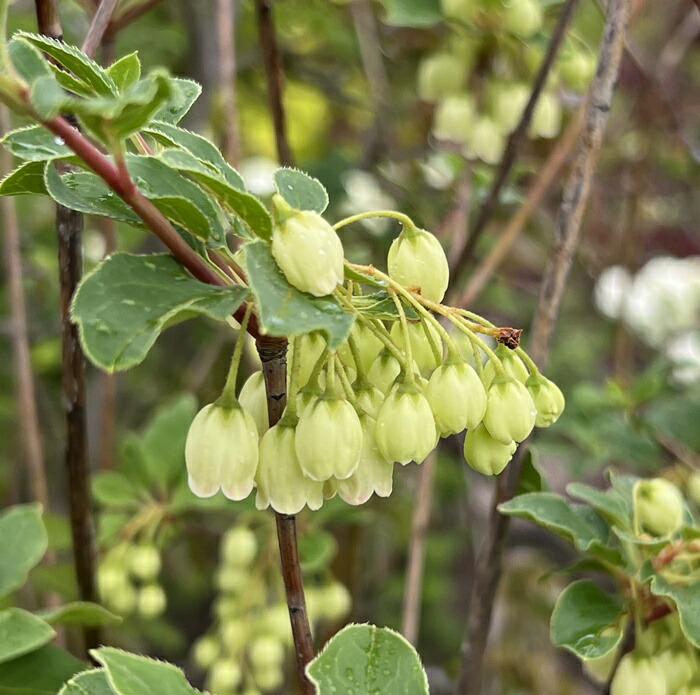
<box><xmin>1</xmin><ymin>0</ymin><xmax>699</xmax><ymax>693</ymax></box>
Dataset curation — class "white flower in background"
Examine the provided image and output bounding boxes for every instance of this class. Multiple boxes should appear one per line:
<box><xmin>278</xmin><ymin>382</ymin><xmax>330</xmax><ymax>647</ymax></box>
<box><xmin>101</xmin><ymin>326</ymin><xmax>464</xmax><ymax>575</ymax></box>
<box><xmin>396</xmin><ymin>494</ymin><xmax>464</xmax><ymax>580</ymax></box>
<box><xmin>594</xmin><ymin>256</ymin><xmax>700</xmax><ymax>383</ymax></box>
<box><xmin>238</xmin><ymin>157</ymin><xmax>278</xmax><ymax>197</ymax></box>
<box><xmin>666</xmin><ymin>332</ymin><xmax>700</xmax><ymax>385</ymax></box>
<box><xmin>340</xmin><ymin>170</ymin><xmax>395</xmax><ymax>235</ymax></box>
<box><xmin>594</xmin><ymin>265</ymin><xmax>632</xmax><ymax>320</ymax></box>
<box><xmin>419</xmin><ymin>153</ymin><xmax>457</xmax><ymax>190</ymax></box>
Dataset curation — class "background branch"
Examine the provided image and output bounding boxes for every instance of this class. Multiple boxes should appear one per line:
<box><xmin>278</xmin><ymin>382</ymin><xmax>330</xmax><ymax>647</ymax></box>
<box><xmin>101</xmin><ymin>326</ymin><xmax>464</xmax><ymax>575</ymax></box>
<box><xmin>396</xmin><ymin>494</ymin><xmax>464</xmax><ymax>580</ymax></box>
<box><xmin>216</xmin><ymin>0</ymin><xmax>241</xmax><ymax>165</ymax></box>
<box><xmin>448</xmin><ymin>0</ymin><xmax>580</xmax><ymax>285</ymax></box>
<box><xmin>80</xmin><ymin>0</ymin><xmax>120</xmax><ymax>59</ymax></box>
<box><xmin>454</xmin><ymin>0</ymin><xmax>632</xmax><ymax>691</ymax></box>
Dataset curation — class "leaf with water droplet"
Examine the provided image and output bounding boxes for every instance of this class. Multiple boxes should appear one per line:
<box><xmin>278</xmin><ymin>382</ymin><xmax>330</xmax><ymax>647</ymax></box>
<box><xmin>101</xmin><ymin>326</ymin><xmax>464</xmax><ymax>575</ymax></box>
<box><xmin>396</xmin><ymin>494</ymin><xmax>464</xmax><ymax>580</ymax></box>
<box><xmin>273</xmin><ymin>167</ymin><xmax>328</xmax><ymax>213</ymax></box>
<box><xmin>306</xmin><ymin>623</ymin><xmax>428</xmax><ymax>695</ymax></box>
<box><xmin>72</xmin><ymin>253</ymin><xmax>248</xmax><ymax>372</ymax></box>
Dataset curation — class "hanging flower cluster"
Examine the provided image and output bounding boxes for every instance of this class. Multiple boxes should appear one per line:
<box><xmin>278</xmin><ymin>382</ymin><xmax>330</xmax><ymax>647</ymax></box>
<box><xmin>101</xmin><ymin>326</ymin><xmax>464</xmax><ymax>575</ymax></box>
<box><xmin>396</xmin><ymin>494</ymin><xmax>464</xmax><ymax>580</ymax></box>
<box><xmin>185</xmin><ymin>200</ymin><xmax>564</xmax><ymax>514</ymax></box>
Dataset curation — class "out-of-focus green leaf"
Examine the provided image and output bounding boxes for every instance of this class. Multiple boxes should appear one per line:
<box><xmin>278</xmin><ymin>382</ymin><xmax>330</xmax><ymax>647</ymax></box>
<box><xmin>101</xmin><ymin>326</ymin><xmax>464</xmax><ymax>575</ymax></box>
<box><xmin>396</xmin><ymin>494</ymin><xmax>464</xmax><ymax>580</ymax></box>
<box><xmin>0</xmin><ymin>610</ymin><xmax>54</xmax><ymax>665</ymax></box>
<box><xmin>0</xmin><ymin>504</ymin><xmax>47</xmax><ymax>599</ymax></box>
<box><xmin>378</xmin><ymin>0</ymin><xmax>442</xmax><ymax>27</ymax></box>
<box><xmin>0</xmin><ymin>161</ymin><xmax>47</xmax><ymax>196</ymax></box>
<box><xmin>36</xmin><ymin>603</ymin><xmax>121</xmax><ymax>628</ymax></box>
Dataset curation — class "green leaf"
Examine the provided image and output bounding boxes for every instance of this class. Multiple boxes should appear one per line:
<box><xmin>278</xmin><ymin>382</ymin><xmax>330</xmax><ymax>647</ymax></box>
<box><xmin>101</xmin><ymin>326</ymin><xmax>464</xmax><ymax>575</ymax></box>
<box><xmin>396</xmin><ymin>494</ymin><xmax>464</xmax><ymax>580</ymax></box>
<box><xmin>158</xmin><ymin>148</ymin><xmax>271</xmax><ymax>240</ymax></box>
<box><xmin>93</xmin><ymin>648</ymin><xmax>201</xmax><ymax>695</ymax></box>
<box><xmin>59</xmin><ymin>669</ymin><xmax>115</xmax><ymax>695</ymax></box>
<box><xmin>7</xmin><ymin>38</ymin><xmax>50</xmax><ymax>83</ymax></box>
<box><xmin>244</xmin><ymin>240</ymin><xmax>354</xmax><ymax>349</ymax></box>
<box><xmin>306</xmin><ymin>624</ymin><xmax>429</xmax><ymax>695</ymax></box>
<box><xmin>650</xmin><ymin>576</ymin><xmax>700</xmax><ymax>648</ymax></box>
<box><xmin>143</xmin><ymin>122</ymin><xmax>245</xmax><ymax>189</ymax></box>
<box><xmin>298</xmin><ymin>530</ymin><xmax>338</xmax><ymax>573</ymax></box>
<box><xmin>44</xmin><ymin>166</ymin><xmax>141</xmax><ymax>226</ymax></box>
<box><xmin>71</xmin><ymin>253</ymin><xmax>247</xmax><ymax>372</ymax></box>
<box><xmin>29</xmin><ymin>75</ymin><xmax>65</xmax><ymax>120</ymax></box>
<box><xmin>153</xmin><ymin>78</ymin><xmax>201</xmax><ymax>124</ymax></box>
<box><xmin>36</xmin><ymin>603</ymin><xmax>121</xmax><ymax>628</ymax></box>
<box><xmin>0</xmin><ymin>161</ymin><xmax>47</xmax><ymax>196</ymax></box>
<box><xmin>49</xmin><ymin>64</ymin><xmax>94</xmax><ymax>98</ymax></box>
<box><xmin>0</xmin><ymin>645</ymin><xmax>84</xmax><ymax>693</ymax></box>
<box><xmin>92</xmin><ymin>472</ymin><xmax>145</xmax><ymax>509</ymax></box>
<box><xmin>273</xmin><ymin>167</ymin><xmax>328</xmax><ymax>213</ymax></box>
<box><xmin>107</xmin><ymin>53</ymin><xmax>141</xmax><ymax>92</ymax></box>
<box><xmin>498</xmin><ymin>492</ymin><xmax>606</xmax><ymax>553</ymax></box>
<box><xmin>73</xmin><ymin>71</ymin><xmax>174</xmax><ymax>142</ymax></box>
<box><xmin>516</xmin><ymin>448</ymin><xmax>548</xmax><ymax>495</ymax></box>
<box><xmin>379</xmin><ymin>0</ymin><xmax>442</xmax><ymax>27</ymax></box>
<box><xmin>16</xmin><ymin>33</ymin><xmax>116</xmax><ymax>96</ymax></box>
<box><xmin>343</xmin><ymin>265</ymin><xmax>385</xmax><ymax>288</ymax></box>
<box><xmin>566</xmin><ymin>482</ymin><xmax>630</xmax><ymax>530</ymax></box>
<box><xmin>550</xmin><ymin>580</ymin><xmax>624</xmax><ymax>660</ymax></box>
<box><xmin>0</xmin><ymin>504</ymin><xmax>47</xmax><ymax>599</ymax></box>
<box><xmin>352</xmin><ymin>291</ymin><xmax>419</xmax><ymax>320</ymax></box>
<box><xmin>141</xmin><ymin>395</ymin><xmax>197</xmax><ymax>490</ymax></box>
<box><xmin>0</xmin><ymin>610</ymin><xmax>54</xmax><ymax>665</ymax></box>
<box><xmin>1</xmin><ymin>125</ymin><xmax>72</xmax><ymax>161</ymax></box>
<box><xmin>125</xmin><ymin>154</ymin><xmax>224</xmax><ymax>243</ymax></box>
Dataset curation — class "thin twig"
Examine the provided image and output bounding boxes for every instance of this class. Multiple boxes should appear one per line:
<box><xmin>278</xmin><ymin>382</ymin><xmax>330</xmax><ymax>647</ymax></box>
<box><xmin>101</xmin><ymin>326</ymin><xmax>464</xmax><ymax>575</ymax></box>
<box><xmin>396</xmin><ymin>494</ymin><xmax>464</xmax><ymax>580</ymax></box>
<box><xmin>257</xmin><ymin>340</ymin><xmax>316</xmax><ymax>695</ymax></box>
<box><xmin>253</xmin><ymin>3</ymin><xmax>316</xmax><ymax>689</ymax></box>
<box><xmin>216</xmin><ymin>0</ymin><xmax>241</xmax><ymax>165</ymax></box>
<box><xmin>80</xmin><ymin>0</ymin><xmax>120</xmax><ymax>59</ymax></box>
<box><xmin>454</xmin><ymin>0</ymin><xmax>631</xmax><ymax>692</ymax></box>
<box><xmin>33</xmin><ymin>0</ymin><xmax>100</xmax><ymax>654</ymax></box>
<box><xmin>448</xmin><ymin>0</ymin><xmax>580</xmax><ymax>285</ymax></box>
<box><xmin>401</xmin><ymin>450</ymin><xmax>437</xmax><ymax>644</ymax></box>
<box><xmin>254</xmin><ymin>0</ymin><xmax>293</xmax><ymax>166</ymax></box>
<box><xmin>104</xmin><ymin>0</ymin><xmax>160</xmax><ymax>39</ymax></box>
<box><xmin>451</xmin><ymin>106</ymin><xmax>584</xmax><ymax>309</ymax></box>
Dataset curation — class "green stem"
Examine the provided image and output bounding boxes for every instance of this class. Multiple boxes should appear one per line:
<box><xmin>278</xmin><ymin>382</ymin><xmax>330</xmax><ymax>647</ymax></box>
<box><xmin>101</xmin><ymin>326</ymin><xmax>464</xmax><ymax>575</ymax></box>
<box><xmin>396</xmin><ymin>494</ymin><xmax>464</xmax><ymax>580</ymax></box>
<box><xmin>515</xmin><ymin>347</ymin><xmax>541</xmax><ymax>377</ymax></box>
<box><xmin>390</xmin><ymin>290</ymin><xmax>415</xmax><ymax>384</ymax></box>
<box><xmin>335</xmin><ymin>355</ymin><xmax>360</xmax><ymax>409</ymax></box>
<box><xmin>347</xmin><ymin>333</ymin><xmax>369</xmax><ymax>383</ymax></box>
<box><xmin>326</xmin><ymin>354</ymin><xmax>337</xmax><ymax>394</ymax></box>
<box><xmin>333</xmin><ymin>210</ymin><xmax>419</xmax><ymax>233</ymax></box>
<box><xmin>448</xmin><ymin>315</ymin><xmax>505</xmax><ymax>378</ymax></box>
<box><xmin>219</xmin><ymin>304</ymin><xmax>253</xmax><ymax>405</ymax></box>
<box><xmin>284</xmin><ymin>336</ymin><xmax>303</xmax><ymax>420</ymax></box>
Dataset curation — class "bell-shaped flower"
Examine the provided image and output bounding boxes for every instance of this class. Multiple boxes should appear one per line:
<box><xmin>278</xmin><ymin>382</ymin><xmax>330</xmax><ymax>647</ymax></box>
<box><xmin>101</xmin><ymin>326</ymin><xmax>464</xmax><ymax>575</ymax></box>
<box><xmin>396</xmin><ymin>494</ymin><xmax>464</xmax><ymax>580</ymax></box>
<box><xmin>388</xmin><ymin>227</ymin><xmax>449</xmax><ymax>302</ymax></box>
<box><xmin>271</xmin><ymin>203</ymin><xmax>344</xmax><ymax>297</ymax></box>
<box><xmin>337</xmin><ymin>415</ymin><xmax>394</xmax><ymax>505</ymax></box>
<box><xmin>463</xmin><ymin>423</ymin><xmax>516</xmax><ymax>476</ymax></box>
<box><xmin>375</xmin><ymin>383</ymin><xmax>437</xmax><ymax>464</ymax></box>
<box><xmin>185</xmin><ymin>402</ymin><xmax>258</xmax><ymax>500</ymax></box>
<box><xmin>483</xmin><ymin>376</ymin><xmax>536</xmax><ymax>444</ymax></box>
<box><xmin>390</xmin><ymin>319</ymin><xmax>442</xmax><ymax>372</ymax></box>
<box><xmin>634</xmin><ymin>478</ymin><xmax>684</xmax><ymax>537</ymax></box>
<box><xmin>526</xmin><ymin>374</ymin><xmax>565</xmax><ymax>427</ymax></box>
<box><xmin>368</xmin><ymin>349</ymin><xmax>402</xmax><ymax>394</ymax></box>
<box><xmin>354</xmin><ymin>380</ymin><xmax>384</xmax><ymax>418</ymax></box>
<box><xmin>426</xmin><ymin>361</ymin><xmax>486</xmax><ymax>436</ymax></box>
<box><xmin>294</xmin><ymin>394</ymin><xmax>363</xmax><ymax>481</ymax></box>
<box><xmin>239</xmin><ymin>371</ymin><xmax>269</xmax><ymax>436</ymax></box>
<box><xmin>255</xmin><ymin>424</ymin><xmax>323</xmax><ymax>514</ymax></box>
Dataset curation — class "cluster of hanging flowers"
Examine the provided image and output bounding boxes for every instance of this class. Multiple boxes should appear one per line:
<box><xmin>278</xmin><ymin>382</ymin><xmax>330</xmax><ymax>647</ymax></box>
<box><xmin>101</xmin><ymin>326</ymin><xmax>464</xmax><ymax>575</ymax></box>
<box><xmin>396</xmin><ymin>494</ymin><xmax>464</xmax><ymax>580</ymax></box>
<box><xmin>185</xmin><ymin>198</ymin><xmax>564</xmax><ymax>514</ymax></box>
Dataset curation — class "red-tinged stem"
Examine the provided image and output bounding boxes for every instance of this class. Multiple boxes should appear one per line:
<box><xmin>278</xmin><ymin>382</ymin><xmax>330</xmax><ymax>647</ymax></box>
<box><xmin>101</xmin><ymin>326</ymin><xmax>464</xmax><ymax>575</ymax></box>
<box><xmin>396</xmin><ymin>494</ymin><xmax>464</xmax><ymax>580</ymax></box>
<box><xmin>38</xmin><ymin>114</ymin><xmax>262</xmax><ymax>335</ymax></box>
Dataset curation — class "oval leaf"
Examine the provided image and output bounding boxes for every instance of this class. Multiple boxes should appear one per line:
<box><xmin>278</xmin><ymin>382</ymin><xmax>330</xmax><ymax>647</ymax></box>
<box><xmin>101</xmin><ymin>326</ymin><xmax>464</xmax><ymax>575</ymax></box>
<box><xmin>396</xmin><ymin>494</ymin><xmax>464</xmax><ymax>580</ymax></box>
<box><xmin>36</xmin><ymin>602</ymin><xmax>121</xmax><ymax>628</ymax></box>
<box><xmin>550</xmin><ymin>580</ymin><xmax>624</xmax><ymax>660</ymax></box>
<box><xmin>0</xmin><ymin>504</ymin><xmax>47</xmax><ymax>599</ymax></box>
<box><xmin>307</xmin><ymin>623</ymin><xmax>429</xmax><ymax>695</ymax></box>
<box><xmin>650</xmin><ymin>576</ymin><xmax>700</xmax><ymax>648</ymax></box>
<box><xmin>0</xmin><ymin>609</ymin><xmax>55</xmax><ymax>665</ymax></box>
<box><xmin>273</xmin><ymin>167</ymin><xmax>328</xmax><ymax>213</ymax></box>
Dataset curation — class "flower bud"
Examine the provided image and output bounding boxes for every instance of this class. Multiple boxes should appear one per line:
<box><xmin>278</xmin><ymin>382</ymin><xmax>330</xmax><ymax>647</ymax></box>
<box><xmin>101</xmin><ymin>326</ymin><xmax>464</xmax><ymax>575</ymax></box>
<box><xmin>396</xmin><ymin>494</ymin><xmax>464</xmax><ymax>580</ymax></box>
<box><xmin>483</xmin><ymin>344</ymin><xmax>529</xmax><ymax>386</ymax></box>
<box><xmin>611</xmin><ymin>654</ymin><xmax>667</xmax><ymax>695</ymax></box>
<box><xmin>137</xmin><ymin>583</ymin><xmax>166</xmax><ymax>618</ymax></box>
<box><xmin>354</xmin><ymin>381</ymin><xmax>384</xmax><ymax>418</ymax></box>
<box><xmin>256</xmin><ymin>424</ymin><xmax>324</xmax><ymax>514</ymax></box>
<box><xmin>483</xmin><ymin>377</ymin><xmax>536</xmax><ymax>444</ymax></box>
<box><xmin>526</xmin><ymin>374</ymin><xmax>565</xmax><ymax>427</ymax></box>
<box><xmin>388</xmin><ymin>227</ymin><xmax>449</xmax><ymax>303</ymax></box>
<box><xmin>634</xmin><ymin>478</ymin><xmax>684</xmax><ymax>537</ymax></box>
<box><xmin>208</xmin><ymin>660</ymin><xmax>242</xmax><ymax>693</ymax></box>
<box><xmin>560</xmin><ymin>51</ymin><xmax>596</xmax><ymax>91</ymax></box>
<box><xmin>192</xmin><ymin>635</ymin><xmax>219</xmax><ymax>670</ymax></box>
<box><xmin>185</xmin><ymin>403</ymin><xmax>259</xmax><ymax>500</ymax></box>
<box><xmin>463</xmin><ymin>423</ymin><xmax>516</xmax><ymax>476</ymax></box>
<box><xmin>294</xmin><ymin>332</ymin><xmax>327</xmax><ymax>387</ymax></box>
<box><xmin>216</xmin><ymin>566</ymin><xmax>248</xmax><ymax>593</ymax></box>
<box><xmin>433</xmin><ymin>94</ymin><xmax>476</xmax><ymax>144</ymax></box>
<box><xmin>220</xmin><ymin>618</ymin><xmax>247</xmax><ymax>653</ymax></box>
<box><xmin>490</xmin><ymin>83</ymin><xmax>530</xmax><ymax>133</ymax></box>
<box><xmin>687</xmin><ymin>472</ymin><xmax>700</xmax><ymax>506</ymax></box>
<box><xmin>376</xmin><ymin>384</ymin><xmax>437</xmax><ymax>464</ymax></box>
<box><xmin>337</xmin><ymin>416</ymin><xmax>394</xmax><ymax>504</ymax></box>
<box><xmin>222</xmin><ymin>526</ymin><xmax>257</xmax><ymax>567</ymax></box>
<box><xmin>417</xmin><ymin>53</ymin><xmax>466</xmax><ymax>102</ymax></box>
<box><xmin>249</xmin><ymin>636</ymin><xmax>285</xmax><ymax>668</ymax></box>
<box><xmin>295</xmin><ymin>394</ymin><xmax>363</xmax><ymax>481</ymax></box>
<box><xmin>531</xmin><ymin>92</ymin><xmax>562</xmax><ymax>139</ymax></box>
<box><xmin>390</xmin><ymin>320</ymin><xmax>442</xmax><ymax>372</ymax></box>
<box><xmin>504</xmin><ymin>0</ymin><xmax>542</xmax><ymax>38</ymax></box>
<box><xmin>239</xmin><ymin>371</ymin><xmax>269</xmax><ymax>436</ymax></box>
<box><xmin>464</xmin><ymin>117</ymin><xmax>505</xmax><ymax>165</ymax></box>
<box><xmin>128</xmin><ymin>545</ymin><xmax>161</xmax><ymax>581</ymax></box>
<box><xmin>256</xmin><ymin>605</ymin><xmax>292</xmax><ymax>645</ymax></box>
<box><xmin>317</xmin><ymin>582</ymin><xmax>352</xmax><ymax>621</ymax></box>
<box><xmin>427</xmin><ymin>361</ymin><xmax>486</xmax><ymax>436</ymax></box>
<box><xmin>253</xmin><ymin>665</ymin><xmax>283</xmax><ymax>693</ymax></box>
<box><xmin>368</xmin><ymin>349</ymin><xmax>402</xmax><ymax>394</ymax></box>
<box><xmin>271</xmin><ymin>203</ymin><xmax>344</xmax><ymax>297</ymax></box>
<box><xmin>656</xmin><ymin>649</ymin><xmax>696</xmax><ymax>694</ymax></box>
<box><xmin>347</xmin><ymin>323</ymin><xmax>384</xmax><ymax>374</ymax></box>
